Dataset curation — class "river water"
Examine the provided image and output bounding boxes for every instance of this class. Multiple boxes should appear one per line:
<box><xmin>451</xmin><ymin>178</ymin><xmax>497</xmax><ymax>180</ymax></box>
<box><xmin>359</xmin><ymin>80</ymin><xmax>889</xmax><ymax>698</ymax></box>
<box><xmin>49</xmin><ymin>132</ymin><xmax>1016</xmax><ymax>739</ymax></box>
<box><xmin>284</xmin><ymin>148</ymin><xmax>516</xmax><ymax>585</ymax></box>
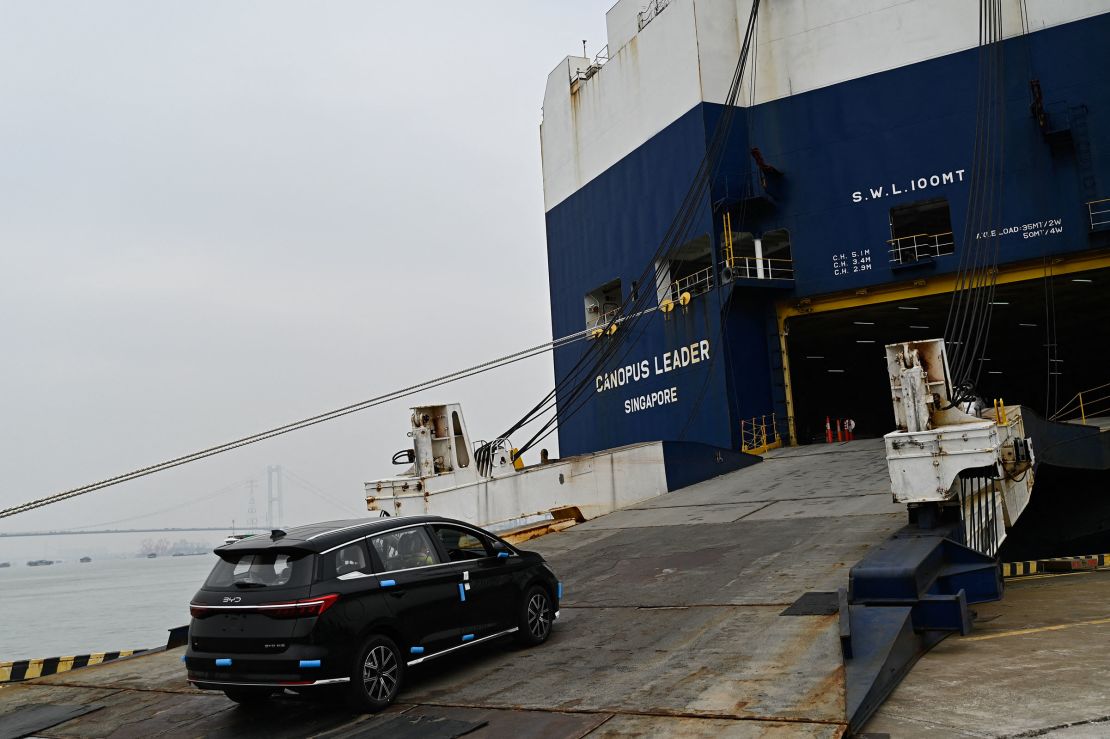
<box><xmin>0</xmin><ymin>554</ymin><xmax>220</xmax><ymax>662</ymax></box>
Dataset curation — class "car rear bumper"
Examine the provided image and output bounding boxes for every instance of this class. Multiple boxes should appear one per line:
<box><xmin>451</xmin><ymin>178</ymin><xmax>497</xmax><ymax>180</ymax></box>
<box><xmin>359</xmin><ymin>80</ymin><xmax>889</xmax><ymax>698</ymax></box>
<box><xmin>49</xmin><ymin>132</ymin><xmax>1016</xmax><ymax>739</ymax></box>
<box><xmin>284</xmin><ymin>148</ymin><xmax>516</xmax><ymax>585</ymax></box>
<box><xmin>189</xmin><ymin>676</ymin><xmax>350</xmax><ymax>690</ymax></box>
<box><xmin>185</xmin><ymin>645</ymin><xmax>348</xmax><ymax>689</ymax></box>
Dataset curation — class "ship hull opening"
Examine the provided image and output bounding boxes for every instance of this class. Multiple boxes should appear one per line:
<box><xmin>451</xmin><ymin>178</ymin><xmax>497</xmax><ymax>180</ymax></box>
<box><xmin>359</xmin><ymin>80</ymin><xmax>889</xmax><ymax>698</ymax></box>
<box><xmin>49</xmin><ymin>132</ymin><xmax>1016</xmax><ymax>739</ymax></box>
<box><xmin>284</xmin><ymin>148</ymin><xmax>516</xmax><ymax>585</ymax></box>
<box><xmin>783</xmin><ymin>267</ymin><xmax>1110</xmax><ymax>444</ymax></box>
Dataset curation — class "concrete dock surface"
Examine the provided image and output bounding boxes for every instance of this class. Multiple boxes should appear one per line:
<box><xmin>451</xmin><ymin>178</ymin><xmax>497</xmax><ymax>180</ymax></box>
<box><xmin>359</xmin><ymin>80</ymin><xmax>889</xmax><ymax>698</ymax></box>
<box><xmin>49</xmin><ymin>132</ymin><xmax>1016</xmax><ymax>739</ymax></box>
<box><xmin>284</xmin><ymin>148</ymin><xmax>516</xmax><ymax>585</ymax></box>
<box><xmin>862</xmin><ymin>568</ymin><xmax>1110</xmax><ymax>738</ymax></box>
<box><xmin>2</xmin><ymin>440</ymin><xmax>1106</xmax><ymax>737</ymax></box>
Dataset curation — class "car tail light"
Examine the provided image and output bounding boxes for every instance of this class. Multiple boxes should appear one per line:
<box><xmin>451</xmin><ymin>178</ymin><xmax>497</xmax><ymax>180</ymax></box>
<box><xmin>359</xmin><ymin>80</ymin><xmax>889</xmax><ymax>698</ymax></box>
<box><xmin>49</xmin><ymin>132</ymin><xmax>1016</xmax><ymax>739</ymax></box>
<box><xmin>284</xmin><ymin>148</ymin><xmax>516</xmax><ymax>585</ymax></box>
<box><xmin>264</xmin><ymin>594</ymin><xmax>340</xmax><ymax>619</ymax></box>
<box><xmin>188</xmin><ymin>593</ymin><xmax>339</xmax><ymax>620</ymax></box>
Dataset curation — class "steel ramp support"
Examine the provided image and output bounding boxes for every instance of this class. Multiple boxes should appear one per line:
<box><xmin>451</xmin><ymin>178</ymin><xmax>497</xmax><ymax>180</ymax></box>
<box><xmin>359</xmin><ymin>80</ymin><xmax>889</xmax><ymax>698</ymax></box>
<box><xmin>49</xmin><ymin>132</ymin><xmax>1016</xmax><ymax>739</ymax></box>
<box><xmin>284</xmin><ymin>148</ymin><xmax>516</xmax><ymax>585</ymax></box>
<box><xmin>840</xmin><ymin>523</ymin><xmax>1002</xmax><ymax>733</ymax></box>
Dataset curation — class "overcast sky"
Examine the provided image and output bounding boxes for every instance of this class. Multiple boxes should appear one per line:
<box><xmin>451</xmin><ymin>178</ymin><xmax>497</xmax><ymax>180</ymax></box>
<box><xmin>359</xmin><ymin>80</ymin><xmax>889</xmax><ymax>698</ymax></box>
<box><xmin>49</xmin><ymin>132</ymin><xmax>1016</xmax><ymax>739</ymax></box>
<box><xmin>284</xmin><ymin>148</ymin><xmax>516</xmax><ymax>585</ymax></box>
<box><xmin>0</xmin><ymin>1</ymin><xmax>612</xmax><ymax>544</ymax></box>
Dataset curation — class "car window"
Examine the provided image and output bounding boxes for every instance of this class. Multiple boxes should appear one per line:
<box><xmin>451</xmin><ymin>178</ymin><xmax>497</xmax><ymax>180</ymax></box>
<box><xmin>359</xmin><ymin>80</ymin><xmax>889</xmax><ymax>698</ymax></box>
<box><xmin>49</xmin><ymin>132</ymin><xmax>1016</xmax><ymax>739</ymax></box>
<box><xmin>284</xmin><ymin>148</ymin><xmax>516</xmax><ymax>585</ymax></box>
<box><xmin>316</xmin><ymin>540</ymin><xmax>371</xmax><ymax>580</ymax></box>
<box><xmin>371</xmin><ymin>528</ymin><xmax>441</xmax><ymax>572</ymax></box>
<box><xmin>433</xmin><ymin>525</ymin><xmax>492</xmax><ymax>562</ymax></box>
<box><xmin>335</xmin><ymin>543</ymin><xmax>368</xmax><ymax>576</ymax></box>
<box><xmin>204</xmin><ymin>551</ymin><xmax>313</xmax><ymax>589</ymax></box>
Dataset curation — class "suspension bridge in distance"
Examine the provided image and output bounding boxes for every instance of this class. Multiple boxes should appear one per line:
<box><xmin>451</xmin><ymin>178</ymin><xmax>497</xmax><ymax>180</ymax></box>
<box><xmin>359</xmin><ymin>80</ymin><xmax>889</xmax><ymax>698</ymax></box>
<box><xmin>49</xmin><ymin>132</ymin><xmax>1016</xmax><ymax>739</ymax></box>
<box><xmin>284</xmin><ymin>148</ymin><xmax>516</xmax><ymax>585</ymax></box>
<box><xmin>0</xmin><ymin>527</ymin><xmax>271</xmax><ymax>538</ymax></box>
<box><xmin>0</xmin><ymin>465</ymin><xmax>366</xmax><ymax>539</ymax></box>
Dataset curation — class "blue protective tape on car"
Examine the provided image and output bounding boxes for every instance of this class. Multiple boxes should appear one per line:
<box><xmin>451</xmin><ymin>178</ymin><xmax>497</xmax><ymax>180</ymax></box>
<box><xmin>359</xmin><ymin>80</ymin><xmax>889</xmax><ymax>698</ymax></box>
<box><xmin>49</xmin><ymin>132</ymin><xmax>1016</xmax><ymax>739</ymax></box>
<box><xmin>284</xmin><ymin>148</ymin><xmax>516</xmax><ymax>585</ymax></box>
<box><xmin>558</xmin><ymin>582</ymin><xmax>563</xmax><ymax>599</ymax></box>
<box><xmin>215</xmin><ymin>659</ymin><xmax>232</xmax><ymax>668</ymax></box>
<box><xmin>298</xmin><ymin>660</ymin><xmax>321</xmax><ymax>669</ymax></box>
<box><xmin>410</xmin><ymin>646</ymin><xmax>424</xmax><ymax>654</ymax></box>
<box><xmin>462</xmin><ymin>634</ymin><xmax>475</xmax><ymax>642</ymax></box>
<box><xmin>180</xmin><ymin>655</ymin><xmax>186</xmax><ymax>663</ymax></box>
<box><xmin>497</xmin><ymin>552</ymin><xmax>510</xmax><ymax>559</ymax></box>
<box><xmin>458</xmin><ymin>583</ymin><xmax>466</xmax><ymax>602</ymax></box>
<box><xmin>379</xmin><ymin>579</ymin><xmax>396</xmax><ymax>587</ymax></box>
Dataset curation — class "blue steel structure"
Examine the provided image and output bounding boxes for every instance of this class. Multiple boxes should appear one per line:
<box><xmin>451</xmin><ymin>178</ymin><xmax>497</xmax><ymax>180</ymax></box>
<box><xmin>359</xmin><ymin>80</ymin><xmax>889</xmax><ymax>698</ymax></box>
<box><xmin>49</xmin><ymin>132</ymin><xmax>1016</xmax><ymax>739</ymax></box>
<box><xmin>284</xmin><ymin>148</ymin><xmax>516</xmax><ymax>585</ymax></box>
<box><xmin>546</xmin><ymin>13</ymin><xmax>1110</xmax><ymax>457</ymax></box>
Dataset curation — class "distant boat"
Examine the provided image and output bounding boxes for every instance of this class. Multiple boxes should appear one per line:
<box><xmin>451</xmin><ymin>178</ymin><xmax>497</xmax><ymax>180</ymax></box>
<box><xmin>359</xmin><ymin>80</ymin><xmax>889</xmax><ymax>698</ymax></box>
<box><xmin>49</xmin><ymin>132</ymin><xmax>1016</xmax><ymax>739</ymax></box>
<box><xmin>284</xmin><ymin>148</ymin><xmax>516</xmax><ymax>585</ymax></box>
<box><xmin>27</xmin><ymin>559</ymin><xmax>55</xmax><ymax>566</ymax></box>
<box><xmin>0</xmin><ymin>562</ymin><xmax>10</xmax><ymax>568</ymax></box>
<box><xmin>146</xmin><ymin>553</ymin><xmax>157</xmax><ymax>559</ymax></box>
<box><xmin>80</xmin><ymin>556</ymin><xmax>92</xmax><ymax>563</ymax></box>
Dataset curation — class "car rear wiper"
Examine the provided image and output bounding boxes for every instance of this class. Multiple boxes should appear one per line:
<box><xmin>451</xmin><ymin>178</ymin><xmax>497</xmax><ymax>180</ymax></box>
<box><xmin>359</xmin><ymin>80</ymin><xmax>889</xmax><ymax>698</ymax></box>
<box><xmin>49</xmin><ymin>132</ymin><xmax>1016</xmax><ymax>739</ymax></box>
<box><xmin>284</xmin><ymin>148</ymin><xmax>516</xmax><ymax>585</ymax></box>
<box><xmin>233</xmin><ymin>580</ymin><xmax>267</xmax><ymax>589</ymax></box>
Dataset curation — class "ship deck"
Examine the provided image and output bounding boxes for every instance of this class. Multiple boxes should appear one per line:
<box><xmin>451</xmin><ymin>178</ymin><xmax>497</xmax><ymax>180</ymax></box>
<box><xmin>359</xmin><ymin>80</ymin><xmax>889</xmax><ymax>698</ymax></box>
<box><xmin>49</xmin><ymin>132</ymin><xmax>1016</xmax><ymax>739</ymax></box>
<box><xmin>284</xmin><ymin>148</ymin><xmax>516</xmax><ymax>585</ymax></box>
<box><xmin>3</xmin><ymin>440</ymin><xmax>1107</xmax><ymax>737</ymax></box>
<box><xmin>1067</xmin><ymin>415</ymin><xmax>1110</xmax><ymax>433</ymax></box>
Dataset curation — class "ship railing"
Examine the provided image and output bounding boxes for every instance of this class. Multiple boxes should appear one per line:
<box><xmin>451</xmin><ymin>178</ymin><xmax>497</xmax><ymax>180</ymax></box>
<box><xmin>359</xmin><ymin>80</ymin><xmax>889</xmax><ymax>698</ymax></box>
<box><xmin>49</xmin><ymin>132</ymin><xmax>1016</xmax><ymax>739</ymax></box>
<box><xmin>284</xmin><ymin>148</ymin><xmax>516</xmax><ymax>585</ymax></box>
<box><xmin>740</xmin><ymin>413</ymin><xmax>785</xmax><ymax>455</ymax></box>
<box><xmin>1089</xmin><ymin>198</ymin><xmax>1110</xmax><ymax>230</ymax></box>
<box><xmin>888</xmin><ymin>232</ymin><xmax>956</xmax><ymax>265</ymax></box>
<box><xmin>638</xmin><ymin>0</ymin><xmax>671</xmax><ymax>31</ymax></box>
<box><xmin>1050</xmin><ymin>381</ymin><xmax>1110</xmax><ymax>425</ymax></box>
<box><xmin>586</xmin><ymin>306</ymin><xmax>620</xmax><ymax>331</ymax></box>
<box><xmin>665</xmin><ymin>266</ymin><xmax>714</xmax><ymax>302</ymax></box>
<box><xmin>571</xmin><ymin>45</ymin><xmax>610</xmax><ymax>84</ymax></box>
<box><xmin>720</xmin><ymin>256</ymin><xmax>795</xmax><ymax>281</ymax></box>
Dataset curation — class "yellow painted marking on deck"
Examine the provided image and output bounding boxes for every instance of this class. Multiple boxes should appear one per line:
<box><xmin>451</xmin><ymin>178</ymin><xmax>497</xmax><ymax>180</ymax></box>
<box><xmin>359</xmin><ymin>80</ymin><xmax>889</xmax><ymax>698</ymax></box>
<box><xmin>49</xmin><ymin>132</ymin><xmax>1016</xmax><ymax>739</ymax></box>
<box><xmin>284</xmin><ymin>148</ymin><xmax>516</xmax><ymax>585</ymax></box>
<box><xmin>119</xmin><ymin>650</ymin><xmax>133</xmax><ymax>658</ymax></box>
<box><xmin>0</xmin><ymin>664</ymin><xmax>12</xmax><ymax>682</ymax></box>
<box><xmin>1003</xmin><ymin>561</ymin><xmax>1043</xmax><ymax>578</ymax></box>
<box><xmin>1008</xmin><ymin>565</ymin><xmax>1110</xmax><ymax>582</ymax></box>
<box><xmin>1009</xmin><ymin>573</ymin><xmax>1078</xmax><ymax>582</ymax></box>
<box><xmin>24</xmin><ymin>660</ymin><xmax>43</xmax><ymax>679</ymax></box>
<box><xmin>965</xmin><ymin>616</ymin><xmax>1110</xmax><ymax>641</ymax></box>
<box><xmin>87</xmin><ymin>653</ymin><xmax>105</xmax><ymax>666</ymax></box>
<box><xmin>57</xmin><ymin>657</ymin><xmax>75</xmax><ymax>673</ymax></box>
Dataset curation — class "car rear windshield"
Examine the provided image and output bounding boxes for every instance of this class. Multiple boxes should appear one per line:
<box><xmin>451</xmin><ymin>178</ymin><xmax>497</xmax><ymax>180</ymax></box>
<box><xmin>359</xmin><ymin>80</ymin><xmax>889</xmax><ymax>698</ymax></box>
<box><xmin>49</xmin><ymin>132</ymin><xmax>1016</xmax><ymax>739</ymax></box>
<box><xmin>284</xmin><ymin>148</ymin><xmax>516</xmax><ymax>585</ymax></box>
<box><xmin>203</xmin><ymin>551</ymin><xmax>314</xmax><ymax>590</ymax></box>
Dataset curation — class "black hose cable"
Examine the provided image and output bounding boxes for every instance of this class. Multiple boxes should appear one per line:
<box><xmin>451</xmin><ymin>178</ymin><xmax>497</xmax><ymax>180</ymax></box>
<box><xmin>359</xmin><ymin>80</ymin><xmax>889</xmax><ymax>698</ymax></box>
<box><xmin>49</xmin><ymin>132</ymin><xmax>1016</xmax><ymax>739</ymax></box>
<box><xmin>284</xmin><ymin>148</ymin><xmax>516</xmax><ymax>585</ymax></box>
<box><xmin>944</xmin><ymin>0</ymin><xmax>1006</xmax><ymax>407</ymax></box>
<box><xmin>505</xmin><ymin>0</ymin><xmax>763</xmax><ymax>458</ymax></box>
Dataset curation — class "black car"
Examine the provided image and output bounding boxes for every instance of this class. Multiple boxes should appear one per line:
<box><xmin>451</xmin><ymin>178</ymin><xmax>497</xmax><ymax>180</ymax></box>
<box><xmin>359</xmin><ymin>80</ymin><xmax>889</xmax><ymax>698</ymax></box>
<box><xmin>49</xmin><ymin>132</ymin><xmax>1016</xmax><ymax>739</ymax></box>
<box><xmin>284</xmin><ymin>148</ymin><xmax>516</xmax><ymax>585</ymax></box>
<box><xmin>185</xmin><ymin>515</ymin><xmax>561</xmax><ymax>711</ymax></box>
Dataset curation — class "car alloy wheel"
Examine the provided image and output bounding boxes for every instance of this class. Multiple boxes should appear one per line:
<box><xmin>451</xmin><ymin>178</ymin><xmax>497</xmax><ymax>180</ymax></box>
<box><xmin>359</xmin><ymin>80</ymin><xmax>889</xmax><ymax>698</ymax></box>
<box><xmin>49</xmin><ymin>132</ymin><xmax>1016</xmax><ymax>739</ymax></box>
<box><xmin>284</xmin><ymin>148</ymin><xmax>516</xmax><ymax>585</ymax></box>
<box><xmin>363</xmin><ymin>644</ymin><xmax>399</xmax><ymax>702</ymax></box>
<box><xmin>347</xmin><ymin>634</ymin><xmax>403</xmax><ymax>712</ymax></box>
<box><xmin>517</xmin><ymin>584</ymin><xmax>553</xmax><ymax>646</ymax></box>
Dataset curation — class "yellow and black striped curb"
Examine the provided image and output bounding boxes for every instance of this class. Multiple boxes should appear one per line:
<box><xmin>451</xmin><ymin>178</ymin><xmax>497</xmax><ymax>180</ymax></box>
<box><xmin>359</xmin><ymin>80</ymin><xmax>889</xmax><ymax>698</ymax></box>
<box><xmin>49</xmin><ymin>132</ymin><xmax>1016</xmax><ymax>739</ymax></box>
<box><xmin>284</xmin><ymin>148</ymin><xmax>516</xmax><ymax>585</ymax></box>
<box><xmin>1003</xmin><ymin>553</ymin><xmax>1110</xmax><ymax>578</ymax></box>
<box><xmin>0</xmin><ymin>649</ymin><xmax>147</xmax><ymax>683</ymax></box>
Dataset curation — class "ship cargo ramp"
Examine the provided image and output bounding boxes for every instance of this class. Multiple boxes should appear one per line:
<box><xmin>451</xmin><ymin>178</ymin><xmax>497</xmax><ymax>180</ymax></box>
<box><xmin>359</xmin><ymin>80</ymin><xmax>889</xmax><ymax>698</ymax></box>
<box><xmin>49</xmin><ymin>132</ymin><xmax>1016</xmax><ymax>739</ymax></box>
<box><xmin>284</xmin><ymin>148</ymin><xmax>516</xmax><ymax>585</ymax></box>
<box><xmin>4</xmin><ymin>440</ymin><xmax>1104</xmax><ymax>737</ymax></box>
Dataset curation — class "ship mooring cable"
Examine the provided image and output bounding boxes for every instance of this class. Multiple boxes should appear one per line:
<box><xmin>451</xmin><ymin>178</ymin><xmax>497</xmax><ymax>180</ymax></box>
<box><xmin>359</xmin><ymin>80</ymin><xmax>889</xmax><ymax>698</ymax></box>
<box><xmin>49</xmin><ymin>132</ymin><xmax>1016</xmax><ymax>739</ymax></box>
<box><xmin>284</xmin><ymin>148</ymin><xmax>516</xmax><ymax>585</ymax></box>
<box><xmin>0</xmin><ymin>330</ymin><xmax>591</xmax><ymax>520</ymax></box>
<box><xmin>943</xmin><ymin>0</ymin><xmax>1007</xmax><ymax>406</ymax></box>
<box><xmin>502</xmin><ymin>0</ymin><xmax>764</xmax><ymax>459</ymax></box>
<box><xmin>519</xmin><ymin>0</ymin><xmax>764</xmax><ymax>453</ymax></box>
<box><xmin>1</xmin><ymin>0</ymin><xmax>766</xmax><ymax>519</ymax></box>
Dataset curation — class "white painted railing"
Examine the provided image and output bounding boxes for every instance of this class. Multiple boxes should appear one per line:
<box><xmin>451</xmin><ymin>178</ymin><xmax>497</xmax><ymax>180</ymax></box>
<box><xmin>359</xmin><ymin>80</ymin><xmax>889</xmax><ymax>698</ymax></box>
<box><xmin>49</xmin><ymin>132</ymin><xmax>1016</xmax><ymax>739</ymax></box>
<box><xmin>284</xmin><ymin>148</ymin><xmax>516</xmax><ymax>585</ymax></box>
<box><xmin>1089</xmin><ymin>198</ymin><xmax>1110</xmax><ymax>230</ymax></box>
<box><xmin>888</xmin><ymin>232</ymin><xmax>955</xmax><ymax>265</ymax></box>
<box><xmin>722</xmin><ymin>257</ymin><xmax>795</xmax><ymax>281</ymax></box>
<box><xmin>666</xmin><ymin>266</ymin><xmax>714</xmax><ymax>301</ymax></box>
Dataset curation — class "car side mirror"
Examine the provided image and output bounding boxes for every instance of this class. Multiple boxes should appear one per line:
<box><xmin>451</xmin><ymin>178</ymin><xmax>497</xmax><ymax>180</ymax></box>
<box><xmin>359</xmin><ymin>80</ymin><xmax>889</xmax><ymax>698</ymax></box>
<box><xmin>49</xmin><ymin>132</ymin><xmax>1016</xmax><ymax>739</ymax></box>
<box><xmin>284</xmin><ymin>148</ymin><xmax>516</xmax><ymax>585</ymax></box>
<box><xmin>491</xmin><ymin>540</ymin><xmax>511</xmax><ymax>560</ymax></box>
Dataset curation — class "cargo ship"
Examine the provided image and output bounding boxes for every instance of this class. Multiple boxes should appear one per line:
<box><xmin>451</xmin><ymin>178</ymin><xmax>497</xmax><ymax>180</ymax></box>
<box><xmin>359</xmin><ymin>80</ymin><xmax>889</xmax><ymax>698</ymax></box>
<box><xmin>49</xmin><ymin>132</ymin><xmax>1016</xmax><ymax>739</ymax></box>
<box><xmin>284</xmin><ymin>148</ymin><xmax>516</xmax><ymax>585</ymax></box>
<box><xmin>4</xmin><ymin>4</ymin><xmax>1110</xmax><ymax>737</ymax></box>
<box><xmin>539</xmin><ymin>0</ymin><xmax>1109</xmax><ymax>459</ymax></box>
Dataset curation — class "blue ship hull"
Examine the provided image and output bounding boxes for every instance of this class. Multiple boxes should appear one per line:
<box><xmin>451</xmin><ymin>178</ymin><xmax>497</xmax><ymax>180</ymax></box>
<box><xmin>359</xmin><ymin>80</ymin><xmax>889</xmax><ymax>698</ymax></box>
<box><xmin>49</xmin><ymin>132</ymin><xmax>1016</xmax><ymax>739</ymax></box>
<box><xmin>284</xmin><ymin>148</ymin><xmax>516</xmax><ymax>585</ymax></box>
<box><xmin>546</xmin><ymin>12</ymin><xmax>1110</xmax><ymax>457</ymax></box>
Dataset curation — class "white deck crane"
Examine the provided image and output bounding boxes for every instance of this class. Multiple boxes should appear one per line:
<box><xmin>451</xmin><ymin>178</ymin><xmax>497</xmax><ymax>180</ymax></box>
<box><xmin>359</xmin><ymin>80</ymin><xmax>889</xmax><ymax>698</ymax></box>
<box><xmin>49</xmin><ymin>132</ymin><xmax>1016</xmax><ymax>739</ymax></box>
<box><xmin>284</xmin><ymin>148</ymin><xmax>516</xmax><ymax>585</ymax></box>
<box><xmin>883</xmin><ymin>338</ymin><xmax>1035</xmax><ymax>555</ymax></box>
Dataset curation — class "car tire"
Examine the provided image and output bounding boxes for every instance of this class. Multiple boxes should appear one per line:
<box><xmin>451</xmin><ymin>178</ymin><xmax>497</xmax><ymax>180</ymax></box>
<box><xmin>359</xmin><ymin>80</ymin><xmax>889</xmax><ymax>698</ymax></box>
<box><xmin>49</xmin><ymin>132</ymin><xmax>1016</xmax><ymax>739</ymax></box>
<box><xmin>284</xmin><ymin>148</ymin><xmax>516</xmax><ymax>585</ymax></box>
<box><xmin>347</xmin><ymin>634</ymin><xmax>404</xmax><ymax>713</ymax></box>
<box><xmin>223</xmin><ymin>688</ymin><xmax>274</xmax><ymax>706</ymax></box>
<box><xmin>515</xmin><ymin>584</ymin><xmax>554</xmax><ymax>646</ymax></box>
